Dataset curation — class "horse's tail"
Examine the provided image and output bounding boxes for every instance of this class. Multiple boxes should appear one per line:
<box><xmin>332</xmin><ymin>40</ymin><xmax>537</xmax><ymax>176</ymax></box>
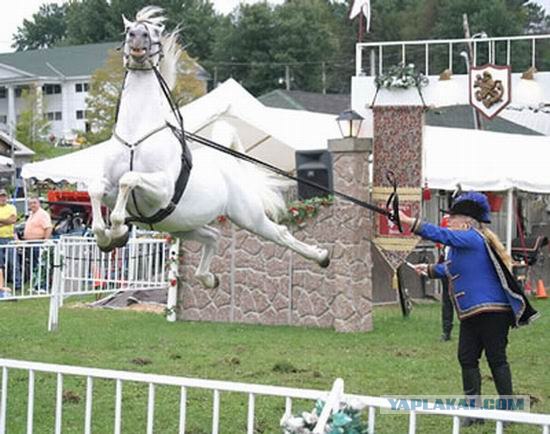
<box><xmin>211</xmin><ymin>121</ymin><xmax>289</xmax><ymax>222</ymax></box>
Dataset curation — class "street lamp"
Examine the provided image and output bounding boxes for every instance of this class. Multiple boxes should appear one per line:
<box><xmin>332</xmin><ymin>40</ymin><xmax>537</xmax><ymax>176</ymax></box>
<box><xmin>336</xmin><ymin>109</ymin><xmax>364</xmax><ymax>138</ymax></box>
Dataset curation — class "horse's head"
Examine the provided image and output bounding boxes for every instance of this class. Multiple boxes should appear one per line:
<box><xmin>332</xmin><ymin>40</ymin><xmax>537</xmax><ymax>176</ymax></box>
<box><xmin>122</xmin><ymin>6</ymin><xmax>166</xmax><ymax>70</ymax></box>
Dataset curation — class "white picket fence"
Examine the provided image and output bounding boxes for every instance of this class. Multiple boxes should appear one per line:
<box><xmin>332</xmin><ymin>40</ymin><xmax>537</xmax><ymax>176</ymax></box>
<box><xmin>59</xmin><ymin>236</ymin><xmax>169</xmax><ymax>295</ymax></box>
<box><xmin>0</xmin><ymin>240</ymin><xmax>57</xmax><ymax>300</ymax></box>
<box><xmin>0</xmin><ymin>235</ymin><xmax>176</xmax><ymax>330</ymax></box>
<box><xmin>0</xmin><ymin>358</ymin><xmax>548</xmax><ymax>434</ymax></box>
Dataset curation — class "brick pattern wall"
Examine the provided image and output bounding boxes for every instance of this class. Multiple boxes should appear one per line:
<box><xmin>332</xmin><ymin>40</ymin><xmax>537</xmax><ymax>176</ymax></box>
<box><xmin>176</xmin><ymin>150</ymin><xmax>373</xmax><ymax>332</ymax></box>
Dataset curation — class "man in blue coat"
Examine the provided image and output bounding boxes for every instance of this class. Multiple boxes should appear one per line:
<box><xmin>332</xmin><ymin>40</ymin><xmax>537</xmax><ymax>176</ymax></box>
<box><xmin>399</xmin><ymin>192</ymin><xmax>538</xmax><ymax>426</ymax></box>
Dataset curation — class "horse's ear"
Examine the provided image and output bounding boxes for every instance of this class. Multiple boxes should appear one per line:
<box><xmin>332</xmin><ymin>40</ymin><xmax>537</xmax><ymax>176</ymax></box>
<box><xmin>122</xmin><ymin>14</ymin><xmax>132</xmax><ymax>30</ymax></box>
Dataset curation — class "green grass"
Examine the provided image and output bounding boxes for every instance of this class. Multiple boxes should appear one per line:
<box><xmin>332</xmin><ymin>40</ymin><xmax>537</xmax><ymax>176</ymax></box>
<box><xmin>0</xmin><ymin>299</ymin><xmax>548</xmax><ymax>433</ymax></box>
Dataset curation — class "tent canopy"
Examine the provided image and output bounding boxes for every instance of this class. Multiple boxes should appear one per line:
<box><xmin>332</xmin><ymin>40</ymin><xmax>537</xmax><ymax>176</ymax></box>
<box><xmin>20</xmin><ymin>78</ymin><xmax>550</xmax><ymax>194</ymax></box>
<box><xmin>423</xmin><ymin>126</ymin><xmax>550</xmax><ymax>193</ymax></box>
<box><xmin>21</xmin><ymin>79</ymin><xmax>341</xmax><ymax>183</ymax></box>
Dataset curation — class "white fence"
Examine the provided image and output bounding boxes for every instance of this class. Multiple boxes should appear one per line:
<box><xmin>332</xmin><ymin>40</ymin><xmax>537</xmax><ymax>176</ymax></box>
<box><xmin>0</xmin><ymin>236</ymin><xmax>174</xmax><ymax>330</ymax></box>
<box><xmin>0</xmin><ymin>358</ymin><xmax>548</xmax><ymax>434</ymax></box>
<box><xmin>356</xmin><ymin>34</ymin><xmax>550</xmax><ymax>76</ymax></box>
<box><xmin>0</xmin><ymin>240</ymin><xmax>57</xmax><ymax>300</ymax></box>
<box><xmin>60</xmin><ymin>236</ymin><xmax>169</xmax><ymax>295</ymax></box>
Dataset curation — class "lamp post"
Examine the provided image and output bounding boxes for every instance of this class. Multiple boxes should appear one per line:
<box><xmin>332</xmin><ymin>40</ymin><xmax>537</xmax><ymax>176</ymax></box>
<box><xmin>328</xmin><ymin>109</ymin><xmax>371</xmax><ymax>153</ymax></box>
<box><xmin>336</xmin><ymin>109</ymin><xmax>364</xmax><ymax>139</ymax></box>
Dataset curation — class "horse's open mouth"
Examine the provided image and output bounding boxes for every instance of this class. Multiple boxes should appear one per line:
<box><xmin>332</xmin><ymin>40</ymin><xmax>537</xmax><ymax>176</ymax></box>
<box><xmin>130</xmin><ymin>48</ymin><xmax>147</xmax><ymax>58</ymax></box>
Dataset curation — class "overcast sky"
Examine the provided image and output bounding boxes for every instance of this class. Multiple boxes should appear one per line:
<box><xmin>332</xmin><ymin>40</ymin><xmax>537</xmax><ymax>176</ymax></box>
<box><xmin>0</xmin><ymin>0</ymin><xmax>548</xmax><ymax>53</ymax></box>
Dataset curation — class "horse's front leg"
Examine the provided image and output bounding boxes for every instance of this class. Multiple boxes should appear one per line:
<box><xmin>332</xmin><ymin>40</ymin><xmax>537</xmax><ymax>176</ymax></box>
<box><xmin>89</xmin><ymin>177</ymin><xmax>112</xmax><ymax>249</ymax></box>
<box><xmin>109</xmin><ymin>171</ymin><xmax>171</xmax><ymax>241</ymax></box>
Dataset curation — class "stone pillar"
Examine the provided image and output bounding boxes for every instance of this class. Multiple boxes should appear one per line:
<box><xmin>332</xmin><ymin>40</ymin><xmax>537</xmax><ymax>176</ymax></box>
<box><xmin>292</xmin><ymin>137</ymin><xmax>373</xmax><ymax>332</ymax></box>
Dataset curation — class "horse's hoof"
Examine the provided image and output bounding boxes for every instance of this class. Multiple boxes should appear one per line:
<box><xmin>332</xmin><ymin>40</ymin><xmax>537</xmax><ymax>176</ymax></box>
<box><xmin>98</xmin><ymin>242</ymin><xmax>115</xmax><ymax>253</ymax></box>
<box><xmin>212</xmin><ymin>274</ymin><xmax>220</xmax><ymax>289</ymax></box>
<box><xmin>112</xmin><ymin>229</ymin><xmax>130</xmax><ymax>249</ymax></box>
<box><xmin>319</xmin><ymin>251</ymin><xmax>331</xmax><ymax>268</ymax></box>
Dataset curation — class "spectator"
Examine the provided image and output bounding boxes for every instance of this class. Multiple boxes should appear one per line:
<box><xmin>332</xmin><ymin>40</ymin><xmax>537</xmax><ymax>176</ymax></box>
<box><xmin>24</xmin><ymin>197</ymin><xmax>53</xmax><ymax>241</ymax></box>
<box><xmin>0</xmin><ymin>189</ymin><xmax>19</xmax><ymax>290</ymax></box>
<box><xmin>24</xmin><ymin>197</ymin><xmax>53</xmax><ymax>281</ymax></box>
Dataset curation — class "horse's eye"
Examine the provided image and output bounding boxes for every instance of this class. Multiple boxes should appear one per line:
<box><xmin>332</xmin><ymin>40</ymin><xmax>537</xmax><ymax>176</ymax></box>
<box><xmin>129</xmin><ymin>32</ymin><xmax>135</xmax><ymax>38</ymax></box>
<box><xmin>143</xmin><ymin>32</ymin><xmax>149</xmax><ymax>38</ymax></box>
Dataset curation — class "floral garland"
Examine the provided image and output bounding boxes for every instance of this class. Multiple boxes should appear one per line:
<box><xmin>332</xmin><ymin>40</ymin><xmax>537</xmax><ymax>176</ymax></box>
<box><xmin>374</xmin><ymin>62</ymin><xmax>429</xmax><ymax>90</ymax></box>
<box><xmin>283</xmin><ymin>196</ymin><xmax>334</xmax><ymax>227</ymax></box>
<box><xmin>281</xmin><ymin>399</ymin><xmax>368</xmax><ymax>434</ymax></box>
<box><xmin>213</xmin><ymin>196</ymin><xmax>334</xmax><ymax>228</ymax></box>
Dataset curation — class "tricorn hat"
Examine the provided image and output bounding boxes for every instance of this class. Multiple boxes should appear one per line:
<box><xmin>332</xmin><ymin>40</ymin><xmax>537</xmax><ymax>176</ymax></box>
<box><xmin>447</xmin><ymin>191</ymin><xmax>491</xmax><ymax>223</ymax></box>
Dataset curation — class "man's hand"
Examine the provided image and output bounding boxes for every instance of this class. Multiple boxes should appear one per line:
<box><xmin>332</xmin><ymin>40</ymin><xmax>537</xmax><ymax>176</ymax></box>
<box><xmin>414</xmin><ymin>263</ymin><xmax>428</xmax><ymax>276</ymax></box>
<box><xmin>398</xmin><ymin>210</ymin><xmax>415</xmax><ymax>227</ymax></box>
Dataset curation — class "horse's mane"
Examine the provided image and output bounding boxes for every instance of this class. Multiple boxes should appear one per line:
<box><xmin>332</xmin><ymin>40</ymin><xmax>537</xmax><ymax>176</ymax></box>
<box><xmin>133</xmin><ymin>6</ymin><xmax>180</xmax><ymax>91</ymax></box>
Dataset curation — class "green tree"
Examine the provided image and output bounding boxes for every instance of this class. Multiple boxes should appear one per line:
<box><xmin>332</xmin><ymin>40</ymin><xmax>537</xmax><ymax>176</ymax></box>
<box><xmin>85</xmin><ymin>48</ymin><xmax>206</xmax><ymax>144</ymax></box>
<box><xmin>12</xmin><ymin>3</ymin><xmax>68</xmax><ymax>50</ymax></box>
<box><xmin>15</xmin><ymin>86</ymin><xmax>51</xmax><ymax>151</ymax></box>
<box><xmin>65</xmin><ymin>0</ymin><xmax>117</xmax><ymax>45</ymax></box>
<box><xmin>210</xmin><ymin>0</ymin><xmax>353</xmax><ymax>95</ymax></box>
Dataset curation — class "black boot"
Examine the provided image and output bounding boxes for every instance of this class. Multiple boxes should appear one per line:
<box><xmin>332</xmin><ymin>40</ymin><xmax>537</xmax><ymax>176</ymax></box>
<box><xmin>460</xmin><ymin>368</ymin><xmax>484</xmax><ymax>427</ymax></box>
<box><xmin>491</xmin><ymin>364</ymin><xmax>514</xmax><ymax>415</ymax></box>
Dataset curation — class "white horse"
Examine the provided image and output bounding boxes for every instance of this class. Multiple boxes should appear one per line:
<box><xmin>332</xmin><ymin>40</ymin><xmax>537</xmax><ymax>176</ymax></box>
<box><xmin>89</xmin><ymin>7</ymin><xmax>330</xmax><ymax>289</ymax></box>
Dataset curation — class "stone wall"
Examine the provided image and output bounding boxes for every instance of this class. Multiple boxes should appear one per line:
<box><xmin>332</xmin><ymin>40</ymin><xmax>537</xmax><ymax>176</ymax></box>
<box><xmin>176</xmin><ymin>147</ymin><xmax>373</xmax><ymax>332</ymax></box>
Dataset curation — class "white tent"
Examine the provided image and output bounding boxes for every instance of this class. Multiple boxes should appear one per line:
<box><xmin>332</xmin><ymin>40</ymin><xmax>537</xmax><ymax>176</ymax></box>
<box><xmin>423</xmin><ymin>126</ymin><xmax>550</xmax><ymax>193</ymax></box>
<box><xmin>20</xmin><ymin>141</ymin><xmax>113</xmax><ymax>185</ymax></box>
<box><xmin>21</xmin><ymin>78</ymin><xmax>550</xmax><ymax>194</ymax></box>
<box><xmin>21</xmin><ymin>79</ymin><xmax>341</xmax><ymax>183</ymax></box>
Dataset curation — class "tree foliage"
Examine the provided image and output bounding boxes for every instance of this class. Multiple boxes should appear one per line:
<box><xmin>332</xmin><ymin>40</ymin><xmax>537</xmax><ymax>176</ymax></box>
<box><xmin>85</xmin><ymin>48</ymin><xmax>206</xmax><ymax>144</ymax></box>
<box><xmin>12</xmin><ymin>3</ymin><xmax>68</xmax><ymax>50</ymax></box>
<box><xmin>11</xmin><ymin>0</ymin><xmax>550</xmax><ymax>95</ymax></box>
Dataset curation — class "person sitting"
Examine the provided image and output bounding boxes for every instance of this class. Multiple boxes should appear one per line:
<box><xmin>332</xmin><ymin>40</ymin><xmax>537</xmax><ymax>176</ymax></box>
<box><xmin>399</xmin><ymin>191</ymin><xmax>538</xmax><ymax>427</ymax></box>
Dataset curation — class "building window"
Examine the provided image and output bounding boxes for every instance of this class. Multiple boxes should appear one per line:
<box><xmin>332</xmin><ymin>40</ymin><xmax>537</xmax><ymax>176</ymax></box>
<box><xmin>43</xmin><ymin>84</ymin><xmax>61</xmax><ymax>95</ymax></box>
<box><xmin>76</xmin><ymin>110</ymin><xmax>85</xmax><ymax>120</ymax></box>
<box><xmin>0</xmin><ymin>115</ymin><xmax>6</xmax><ymax>124</ymax></box>
<box><xmin>15</xmin><ymin>86</ymin><xmax>29</xmax><ymax>98</ymax></box>
<box><xmin>75</xmin><ymin>83</ymin><xmax>89</xmax><ymax>93</ymax></box>
<box><xmin>0</xmin><ymin>88</ymin><xmax>6</xmax><ymax>99</ymax></box>
<box><xmin>44</xmin><ymin>111</ymin><xmax>62</xmax><ymax>121</ymax></box>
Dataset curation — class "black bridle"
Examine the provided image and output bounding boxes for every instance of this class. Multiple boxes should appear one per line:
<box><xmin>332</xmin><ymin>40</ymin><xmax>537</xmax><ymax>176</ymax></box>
<box><xmin>113</xmin><ymin>30</ymin><xmax>403</xmax><ymax>232</ymax></box>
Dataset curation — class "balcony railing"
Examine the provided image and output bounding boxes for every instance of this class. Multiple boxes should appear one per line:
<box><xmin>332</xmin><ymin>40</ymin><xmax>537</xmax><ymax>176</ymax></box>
<box><xmin>356</xmin><ymin>34</ymin><xmax>550</xmax><ymax>77</ymax></box>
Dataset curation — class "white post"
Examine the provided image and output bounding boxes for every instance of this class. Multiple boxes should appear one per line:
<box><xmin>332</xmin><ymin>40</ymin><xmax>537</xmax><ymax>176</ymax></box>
<box><xmin>313</xmin><ymin>378</ymin><xmax>344</xmax><ymax>433</ymax></box>
<box><xmin>506</xmin><ymin>188</ymin><xmax>514</xmax><ymax>255</ymax></box>
<box><xmin>166</xmin><ymin>238</ymin><xmax>180</xmax><ymax>323</ymax></box>
<box><xmin>48</xmin><ymin>241</ymin><xmax>62</xmax><ymax>331</ymax></box>
<box><xmin>61</xmin><ymin>82</ymin><xmax>69</xmax><ymax>140</ymax></box>
<box><xmin>7</xmin><ymin>86</ymin><xmax>15</xmax><ymax>138</ymax></box>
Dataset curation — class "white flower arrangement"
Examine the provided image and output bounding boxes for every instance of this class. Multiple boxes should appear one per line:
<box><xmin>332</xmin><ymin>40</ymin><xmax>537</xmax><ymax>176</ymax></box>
<box><xmin>280</xmin><ymin>398</ymin><xmax>368</xmax><ymax>434</ymax></box>
<box><xmin>375</xmin><ymin>63</ymin><xmax>429</xmax><ymax>90</ymax></box>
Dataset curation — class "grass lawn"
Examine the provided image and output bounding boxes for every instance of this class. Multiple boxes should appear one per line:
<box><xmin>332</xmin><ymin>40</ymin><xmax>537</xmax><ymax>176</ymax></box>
<box><xmin>0</xmin><ymin>298</ymin><xmax>548</xmax><ymax>433</ymax></box>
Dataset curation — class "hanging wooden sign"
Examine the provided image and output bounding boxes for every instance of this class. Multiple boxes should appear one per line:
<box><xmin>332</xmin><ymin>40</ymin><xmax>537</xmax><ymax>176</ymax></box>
<box><xmin>469</xmin><ymin>64</ymin><xmax>512</xmax><ymax>120</ymax></box>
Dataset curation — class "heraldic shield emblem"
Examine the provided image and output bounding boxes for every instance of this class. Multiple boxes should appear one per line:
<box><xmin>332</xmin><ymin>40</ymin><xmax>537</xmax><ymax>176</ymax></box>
<box><xmin>469</xmin><ymin>64</ymin><xmax>512</xmax><ymax>120</ymax></box>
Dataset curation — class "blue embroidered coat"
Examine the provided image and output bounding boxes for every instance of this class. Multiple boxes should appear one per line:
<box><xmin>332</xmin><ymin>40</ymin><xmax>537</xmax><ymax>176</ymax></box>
<box><xmin>414</xmin><ymin>221</ymin><xmax>538</xmax><ymax>326</ymax></box>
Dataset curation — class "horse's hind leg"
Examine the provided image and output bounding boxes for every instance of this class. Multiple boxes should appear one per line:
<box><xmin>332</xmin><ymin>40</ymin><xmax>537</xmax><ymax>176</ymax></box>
<box><xmin>178</xmin><ymin>226</ymin><xmax>221</xmax><ymax>289</ymax></box>
<box><xmin>231</xmin><ymin>212</ymin><xmax>330</xmax><ymax>267</ymax></box>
